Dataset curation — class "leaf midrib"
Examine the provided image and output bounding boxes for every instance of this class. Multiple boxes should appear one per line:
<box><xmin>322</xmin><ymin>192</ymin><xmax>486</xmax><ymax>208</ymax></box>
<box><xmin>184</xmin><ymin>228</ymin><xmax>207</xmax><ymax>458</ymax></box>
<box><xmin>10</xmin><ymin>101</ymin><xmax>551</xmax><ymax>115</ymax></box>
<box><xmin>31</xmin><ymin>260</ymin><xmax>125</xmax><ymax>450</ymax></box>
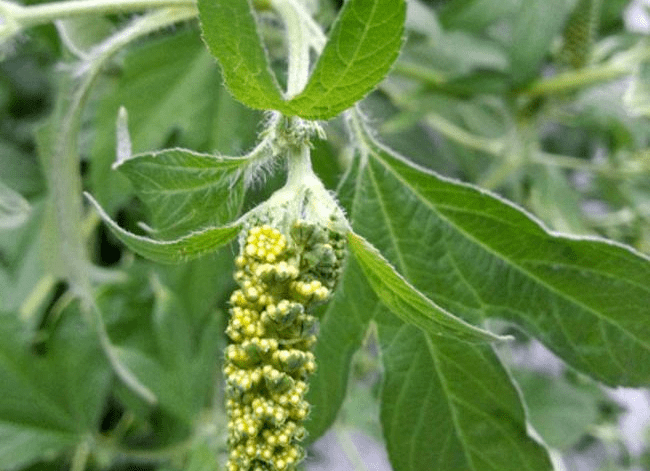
<box><xmin>368</xmin><ymin>147</ymin><xmax>650</xmax><ymax>353</ymax></box>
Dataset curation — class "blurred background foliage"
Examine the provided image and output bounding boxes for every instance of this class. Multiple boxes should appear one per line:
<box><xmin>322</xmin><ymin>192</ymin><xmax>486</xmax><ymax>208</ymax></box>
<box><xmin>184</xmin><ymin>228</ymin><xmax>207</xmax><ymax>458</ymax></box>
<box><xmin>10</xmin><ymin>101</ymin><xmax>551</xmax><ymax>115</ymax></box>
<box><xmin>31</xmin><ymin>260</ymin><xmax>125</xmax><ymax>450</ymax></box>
<box><xmin>1</xmin><ymin>0</ymin><xmax>650</xmax><ymax>470</ymax></box>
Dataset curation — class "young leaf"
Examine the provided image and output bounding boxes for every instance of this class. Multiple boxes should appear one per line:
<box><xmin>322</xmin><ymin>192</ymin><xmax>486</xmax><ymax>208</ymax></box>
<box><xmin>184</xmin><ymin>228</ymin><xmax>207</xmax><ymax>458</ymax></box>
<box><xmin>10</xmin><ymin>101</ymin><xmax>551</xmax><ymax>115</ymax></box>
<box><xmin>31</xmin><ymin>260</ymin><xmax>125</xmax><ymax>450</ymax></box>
<box><xmin>85</xmin><ymin>193</ymin><xmax>241</xmax><ymax>264</ymax></box>
<box><xmin>89</xmin><ymin>30</ymin><xmax>259</xmax><ymax>214</ymax></box>
<box><xmin>197</xmin><ymin>0</ymin><xmax>285</xmax><ymax>111</ymax></box>
<box><xmin>198</xmin><ymin>0</ymin><xmax>406</xmax><ymax>119</ymax></box>
<box><xmin>378</xmin><ymin>322</ymin><xmax>552</xmax><ymax>471</ymax></box>
<box><xmin>284</xmin><ymin>0</ymin><xmax>406</xmax><ymax>119</ymax></box>
<box><xmin>348</xmin><ymin>231</ymin><xmax>504</xmax><ymax>343</ymax></box>
<box><xmin>350</xmin><ymin>130</ymin><xmax>650</xmax><ymax>387</ymax></box>
<box><xmin>115</xmin><ymin>148</ymin><xmax>248</xmax><ymax>239</ymax></box>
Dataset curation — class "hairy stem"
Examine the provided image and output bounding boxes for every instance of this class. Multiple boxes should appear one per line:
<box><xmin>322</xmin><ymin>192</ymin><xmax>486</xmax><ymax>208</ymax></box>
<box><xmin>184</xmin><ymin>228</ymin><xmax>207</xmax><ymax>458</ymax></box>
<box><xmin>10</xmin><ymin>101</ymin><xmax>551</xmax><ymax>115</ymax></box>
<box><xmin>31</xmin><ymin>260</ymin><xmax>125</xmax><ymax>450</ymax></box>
<box><xmin>1</xmin><ymin>0</ymin><xmax>196</xmax><ymax>29</ymax></box>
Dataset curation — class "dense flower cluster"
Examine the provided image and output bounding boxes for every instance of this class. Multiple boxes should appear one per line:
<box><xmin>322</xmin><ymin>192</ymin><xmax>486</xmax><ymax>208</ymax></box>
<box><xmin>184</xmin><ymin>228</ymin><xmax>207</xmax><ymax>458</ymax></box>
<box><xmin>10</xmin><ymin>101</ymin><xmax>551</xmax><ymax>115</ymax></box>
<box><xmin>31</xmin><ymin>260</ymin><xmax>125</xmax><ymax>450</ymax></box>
<box><xmin>224</xmin><ymin>222</ymin><xmax>345</xmax><ymax>471</ymax></box>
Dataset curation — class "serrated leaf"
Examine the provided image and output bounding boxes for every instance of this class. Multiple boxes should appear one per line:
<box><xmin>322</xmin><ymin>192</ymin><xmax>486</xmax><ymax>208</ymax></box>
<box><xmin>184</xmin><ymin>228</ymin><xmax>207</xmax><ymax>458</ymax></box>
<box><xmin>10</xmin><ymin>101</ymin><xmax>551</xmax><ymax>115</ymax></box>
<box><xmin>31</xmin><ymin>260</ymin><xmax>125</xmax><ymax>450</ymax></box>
<box><xmin>90</xmin><ymin>30</ymin><xmax>259</xmax><ymax>213</ymax></box>
<box><xmin>348</xmin><ymin>231</ymin><xmax>504</xmax><ymax>343</ymax></box>
<box><xmin>116</xmin><ymin>148</ymin><xmax>248</xmax><ymax>239</ymax></box>
<box><xmin>283</xmin><ymin>0</ymin><xmax>406</xmax><ymax>119</ymax></box>
<box><xmin>0</xmin><ymin>180</ymin><xmax>30</xmax><ymax>229</ymax></box>
<box><xmin>350</xmin><ymin>131</ymin><xmax>650</xmax><ymax>387</ymax></box>
<box><xmin>378</xmin><ymin>322</ymin><xmax>552</xmax><ymax>471</ymax></box>
<box><xmin>85</xmin><ymin>193</ymin><xmax>241</xmax><ymax>264</ymax></box>
<box><xmin>197</xmin><ymin>0</ymin><xmax>285</xmax><ymax>111</ymax></box>
<box><xmin>198</xmin><ymin>0</ymin><xmax>406</xmax><ymax>119</ymax></box>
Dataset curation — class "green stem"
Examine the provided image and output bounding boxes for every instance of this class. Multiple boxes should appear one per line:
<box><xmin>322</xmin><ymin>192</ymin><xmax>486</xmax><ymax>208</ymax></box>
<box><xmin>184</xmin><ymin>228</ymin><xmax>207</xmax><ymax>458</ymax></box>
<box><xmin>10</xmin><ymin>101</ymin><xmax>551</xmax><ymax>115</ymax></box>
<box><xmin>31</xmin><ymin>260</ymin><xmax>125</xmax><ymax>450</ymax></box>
<box><xmin>70</xmin><ymin>438</ymin><xmax>92</xmax><ymax>471</ymax></box>
<box><xmin>271</xmin><ymin>0</ymin><xmax>311</xmax><ymax>97</ymax></box>
<box><xmin>1</xmin><ymin>0</ymin><xmax>196</xmax><ymax>29</ymax></box>
<box><xmin>521</xmin><ymin>64</ymin><xmax>628</xmax><ymax>97</ymax></box>
<box><xmin>522</xmin><ymin>42</ymin><xmax>650</xmax><ymax>97</ymax></box>
<box><xmin>391</xmin><ymin>61</ymin><xmax>448</xmax><ymax>86</ymax></box>
<box><xmin>425</xmin><ymin>113</ymin><xmax>504</xmax><ymax>156</ymax></box>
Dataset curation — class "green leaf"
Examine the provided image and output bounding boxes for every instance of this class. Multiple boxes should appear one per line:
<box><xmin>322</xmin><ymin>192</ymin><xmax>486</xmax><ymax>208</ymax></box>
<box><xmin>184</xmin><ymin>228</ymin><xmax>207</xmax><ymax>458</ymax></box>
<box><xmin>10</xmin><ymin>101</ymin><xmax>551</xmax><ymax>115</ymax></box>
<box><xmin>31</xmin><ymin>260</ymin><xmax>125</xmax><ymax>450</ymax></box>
<box><xmin>350</xmin><ymin>130</ymin><xmax>650</xmax><ymax>387</ymax></box>
<box><xmin>89</xmin><ymin>30</ymin><xmax>259</xmax><ymax>213</ymax></box>
<box><xmin>511</xmin><ymin>369</ymin><xmax>603</xmax><ymax>450</ymax></box>
<box><xmin>85</xmin><ymin>193</ymin><xmax>241</xmax><ymax>264</ymax></box>
<box><xmin>509</xmin><ymin>0</ymin><xmax>574</xmax><ymax>85</ymax></box>
<box><xmin>348</xmin><ymin>231</ymin><xmax>504</xmax><ymax>343</ymax></box>
<box><xmin>198</xmin><ymin>0</ymin><xmax>406</xmax><ymax>119</ymax></box>
<box><xmin>197</xmin><ymin>0</ymin><xmax>285</xmax><ymax>111</ymax></box>
<box><xmin>114</xmin><ymin>278</ymin><xmax>220</xmax><ymax>423</ymax></box>
<box><xmin>284</xmin><ymin>0</ymin><xmax>406</xmax><ymax>119</ymax></box>
<box><xmin>0</xmin><ymin>314</ymin><xmax>111</xmax><ymax>469</ymax></box>
<box><xmin>440</xmin><ymin>0</ymin><xmax>520</xmax><ymax>32</ymax></box>
<box><xmin>116</xmin><ymin>148</ymin><xmax>248</xmax><ymax>239</ymax></box>
<box><xmin>307</xmin><ymin>257</ymin><xmax>381</xmax><ymax>440</ymax></box>
<box><xmin>378</xmin><ymin>322</ymin><xmax>552</xmax><ymax>471</ymax></box>
<box><xmin>0</xmin><ymin>180</ymin><xmax>30</xmax><ymax>229</ymax></box>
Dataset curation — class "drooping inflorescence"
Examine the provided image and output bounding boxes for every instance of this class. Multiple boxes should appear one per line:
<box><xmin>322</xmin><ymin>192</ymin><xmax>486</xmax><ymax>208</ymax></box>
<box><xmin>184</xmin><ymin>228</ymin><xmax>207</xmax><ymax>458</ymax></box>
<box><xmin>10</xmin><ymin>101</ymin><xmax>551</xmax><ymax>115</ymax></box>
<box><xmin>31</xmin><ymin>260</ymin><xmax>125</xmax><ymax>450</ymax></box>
<box><xmin>224</xmin><ymin>221</ymin><xmax>345</xmax><ymax>471</ymax></box>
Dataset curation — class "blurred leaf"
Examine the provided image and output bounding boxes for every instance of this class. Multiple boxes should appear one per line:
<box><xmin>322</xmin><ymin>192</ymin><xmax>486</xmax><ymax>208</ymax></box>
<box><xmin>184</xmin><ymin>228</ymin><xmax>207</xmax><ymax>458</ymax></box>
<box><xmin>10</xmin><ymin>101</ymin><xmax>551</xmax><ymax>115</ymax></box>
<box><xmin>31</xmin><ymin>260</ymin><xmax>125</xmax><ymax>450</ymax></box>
<box><xmin>440</xmin><ymin>0</ymin><xmax>520</xmax><ymax>31</ymax></box>
<box><xmin>378</xmin><ymin>322</ymin><xmax>552</xmax><ymax>471</ymax></box>
<box><xmin>197</xmin><ymin>0</ymin><xmax>285</xmax><ymax>111</ymax></box>
<box><xmin>624</xmin><ymin>62</ymin><xmax>650</xmax><ymax>117</ymax></box>
<box><xmin>116</xmin><ymin>148</ymin><xmax>248</xmax><ymax>239</ymax></box>
<box><xmin>511</xmin><ymin>369</ymin><xmax>603</xmax><ymax>450</ymax></box>
<box><xmin>0</xmin><ymin>313</ymin><xmax>111</xmax><ymax>469</ymax></box>
<box><xmin>510</xmin><ymin>0</ymin><xmax>575</xmax><ymax>85</ymax></box>
<box><xmin>86</xmin><ymin>192</ymin><xmax>241</xmax><ymax>264</ymax></box>
<box><xmin>350</xmin><ymin>128</ymin><xmax>650</xmax><ymax>387</ymax></box>
<box><xmin>114</xmin><ymin>277</ymin><xmax>219</xmax><ymax>423</ymax></box>
<box><xmin>284</xmin><ymin>0</ymin><xmax>406</xmax><ymax>119</ymax></box>
<box><xmin>0</xmin><ymin>180</ymin><xmax>30</xmax><ymax>229</ymax></box>
<box><xmin>348</xmin><ymin>231</ymin><xmax>504</xmax><ymax>343</ymax></box>
<box><xmin>0</xmin><ymin>139</ymin><xmax>44</xmax><ymax>197</ymax></box>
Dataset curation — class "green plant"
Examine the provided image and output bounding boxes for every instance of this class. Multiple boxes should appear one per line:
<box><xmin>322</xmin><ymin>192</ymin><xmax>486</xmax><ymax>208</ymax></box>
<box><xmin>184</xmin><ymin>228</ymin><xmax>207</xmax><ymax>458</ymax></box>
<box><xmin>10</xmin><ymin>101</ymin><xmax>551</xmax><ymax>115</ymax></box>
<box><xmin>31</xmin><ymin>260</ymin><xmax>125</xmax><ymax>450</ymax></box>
<box><xmin>1</xmin><ymin>0</ymin><xmax>650</xmax><ymax>470</ymax></box>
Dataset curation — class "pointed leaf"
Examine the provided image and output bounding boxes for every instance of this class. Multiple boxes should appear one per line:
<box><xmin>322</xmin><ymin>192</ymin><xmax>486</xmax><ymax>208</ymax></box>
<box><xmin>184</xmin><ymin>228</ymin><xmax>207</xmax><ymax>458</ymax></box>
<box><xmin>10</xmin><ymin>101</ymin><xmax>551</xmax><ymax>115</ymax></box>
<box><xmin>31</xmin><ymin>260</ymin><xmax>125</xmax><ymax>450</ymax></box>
<box><xmin>378</xmin><ymin>321</ymin><xmax>552</xmax><ymax>471</ymax></box>
<box><xmin>284</xmin><ymin>0</ymin><xmax>406</xmax><ymax>119</ymax></box>
<box><xmin>116</xmin><ymin>148</ymin><xmax>248</xmax><ymax>239</ymax></box>
<box><xmin>85</xmin><ymin>193</ymin><xmax>241</xmax><ymax>264</ymax></box>
<box><xmin>350</xmin><ymin>132</ymin><xmax>650</xmax><ymax>386</ymax></box>
<box><xmin>197</xmin><ymin>0</ymin><xmax>285</xmax><ymax>110</ymax></box>
<box><xmin>348</xmin><ymin>232</ymin><xmax>504</xmax><ymax>343</ymax></box>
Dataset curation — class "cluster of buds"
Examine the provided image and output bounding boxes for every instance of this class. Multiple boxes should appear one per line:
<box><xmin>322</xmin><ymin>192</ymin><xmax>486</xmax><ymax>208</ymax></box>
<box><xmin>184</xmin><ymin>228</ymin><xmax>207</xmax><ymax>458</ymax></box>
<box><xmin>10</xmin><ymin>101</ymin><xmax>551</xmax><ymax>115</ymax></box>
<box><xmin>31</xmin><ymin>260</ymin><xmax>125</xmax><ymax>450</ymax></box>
<box><xmin>224</xmin><ymin>221</ymin><xmax>345</xmax><ymax>471</ymax></box>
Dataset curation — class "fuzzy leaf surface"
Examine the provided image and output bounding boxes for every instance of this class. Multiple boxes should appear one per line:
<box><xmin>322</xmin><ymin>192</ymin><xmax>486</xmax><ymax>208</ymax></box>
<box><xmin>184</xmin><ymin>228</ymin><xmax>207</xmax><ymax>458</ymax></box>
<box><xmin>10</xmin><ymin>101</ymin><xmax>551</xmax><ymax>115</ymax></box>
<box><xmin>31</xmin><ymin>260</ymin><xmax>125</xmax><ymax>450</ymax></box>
<box><xmin>198</xmin><ymin>0</ymin><xmax>406</xmax><ymax>119</ymax></box>
<box><xmin>116</xmin><ymin>148</ymin><xmax>248</xmax><ymax>239</ymax></box>
<box><xmin>351</xmin><ymin>132</ymin><xmax>650</xmax><ymax>386</ymax></box>
<box><xmin>197</xmin><ymin>0</ymin><xmax>284</xmax><ymax>110</ymax></box>
<box><xmin>348</xmin><ymin>232</ymin><xmax>503</xmax><ymax>343</ymax></box>
<box><xmin>284</xmin><ymin>0</ymin><xmax>406</xmax><ymax>119</ymax></box>
<box><xmin>86</xmin><ymin>193</ymin><xmax>240</xmax><ymax>264</ymax></box>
